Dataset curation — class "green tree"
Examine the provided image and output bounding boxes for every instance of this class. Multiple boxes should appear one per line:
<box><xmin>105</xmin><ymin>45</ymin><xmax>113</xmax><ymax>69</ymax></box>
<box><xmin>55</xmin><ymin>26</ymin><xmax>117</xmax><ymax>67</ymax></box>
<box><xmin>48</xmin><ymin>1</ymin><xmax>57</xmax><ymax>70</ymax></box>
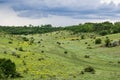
<box><xmin>0</xmin><ymin>58</ymin><xmax>20</xmax><ymax>78</ymax></box>
<box><xmin>105</xmin><ymin>37</ymin><xmax>111</xmax><ymax>47</ymax></box>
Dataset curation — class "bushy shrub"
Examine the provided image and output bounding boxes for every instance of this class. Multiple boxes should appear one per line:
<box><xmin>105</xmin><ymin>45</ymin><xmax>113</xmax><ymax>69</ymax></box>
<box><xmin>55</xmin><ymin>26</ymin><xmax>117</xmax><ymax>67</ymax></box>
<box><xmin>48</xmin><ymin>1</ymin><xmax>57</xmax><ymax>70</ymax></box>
<box><xmin>95</xmin><ymin>38</ymin><xmax>102</xmax><ymax>44</ymax></box>
<box><xmin>64</xmin><ymin>51</ymin><xmax>68</xmax><ymax>54</ymax></box>
<box><xmin>80</xmin><ymin>71</ymin><xmax>84</xmax><ymax>74</ymax></box>
<box><xmin>99</xmin><ymin>30</ymin><xmax>108</xmax><ymax>36</ymax></box>
<box><xmin>56</xmin><ymin>42</ymin><xmax>61</xmax><ymax>45</ymax></box>
<box><xmin>81</xmin><ymin>35</ymin><xmax>85</xmax><ymax>39</ymax></box>
<box><xmin>84</xmin><ymin>55</ymin><xmax>90</xmax><ymax>58</ymax></box>
<box><xmin>3</xmin><ymin>51</ymin><xmax>7</xmax><ymax>54</ymax></box>
<box><xmin>8</xmin><ymin>41</ymin><xmax>13</xmax><ymax>44</ymax></box>
<box><xmin>22</xmin><ymin>37</ymin><xmax>29</xmax><ymax>41</ymax></box>
<box><xmin>87</xmin><ymin>46</ymin><xmax>93</xmax><ymax>49</ymax></box>
<box><xmin>41</xmin><ymin>51</ymin><xmax>44</xmax><ymax>53</ymax></box>
<box><xmin>84</xmin><ymin>66</ymin><xmax>95</xmax><ymax>74</ymax></box>
<box><xmin>42</xmin><ymin>46</ymin><xmax>45</xmax><ymax>47</ymax></box>
<box><xmin>0</xmin><ymin>58</ymin><xmax>21</xmax><ymax>79</ymax></box>
<box><xmin>118</xmin><ymin>61</ymin><xmax>120</xmax><ymax>64</ymax></box>
<box><xmin>88</xmin><ymin>44</ymin><xmax>91</xmax><ymax>46</ymax></box>
<box><xmin>38</xmin><ymin>41</ymin><xmax>41</xmax><ymax>43</ymax></box>
<box><xmin>85</xmin><ymin>42</ymin><xmax>88</xmax><ymax>44</ymax></box>
<box><xmin>18</xmin><ymin>47</ymin><xmax>23</xmax><ymax>51</ymax></box>
<box><xmin>38</xmin><ymin>58</ymin><xmax>44</xmax><ymax>61</ymax></box>
<box><xmin>105</xmin><ymin>37</ymin><xmax>111</xmax><ymax>47</ymax></box>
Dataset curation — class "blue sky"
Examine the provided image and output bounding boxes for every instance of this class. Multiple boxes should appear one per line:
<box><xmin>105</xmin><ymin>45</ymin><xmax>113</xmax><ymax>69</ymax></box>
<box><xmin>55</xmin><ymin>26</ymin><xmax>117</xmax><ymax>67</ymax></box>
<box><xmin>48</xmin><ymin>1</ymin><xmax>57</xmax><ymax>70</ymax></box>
<box><xmin>0</xmin><ymin>0</ymin><xmax>120</xmax><ymax>26</ymax></box>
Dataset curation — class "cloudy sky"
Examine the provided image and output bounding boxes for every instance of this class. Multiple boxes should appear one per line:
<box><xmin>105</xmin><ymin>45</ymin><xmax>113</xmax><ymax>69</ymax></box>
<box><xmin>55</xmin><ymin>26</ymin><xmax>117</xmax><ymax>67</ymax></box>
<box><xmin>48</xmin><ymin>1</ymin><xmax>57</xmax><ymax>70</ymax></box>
<box><xmin>0</xmin><ymin>0</ymin><xmax>120</xmax><ymax>26</ymax></box>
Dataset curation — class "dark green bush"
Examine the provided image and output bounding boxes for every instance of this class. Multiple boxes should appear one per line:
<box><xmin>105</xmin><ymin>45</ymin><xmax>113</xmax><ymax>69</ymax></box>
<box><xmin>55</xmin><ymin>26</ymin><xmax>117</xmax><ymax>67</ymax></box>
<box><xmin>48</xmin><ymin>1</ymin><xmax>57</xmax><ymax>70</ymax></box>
<box><xmin>88</xmin><ymin>44</ymin><xmax>91</xmax><ymax>46</ymax></box>
<box><xmin>87</xmin><ymin>46</ymin><xmax>93</xmax><ymax>49</ymax></box>
<box><xmin>84</xmin><ymin>55</ymin><xmax>90</xmax><ymax>58</ymax></box>
<box><xmin>0</xmin><ymin>58</ymin><xmax>21</xmax><ymax>79</ymax></box>
<box><xmin>118</xmin><ymin>61</ymin><xmax>120</xmax><ymax>64</ymax></box>
<box><xmin>80</xmin><ymin>71</ymin><xmax>84</xmax><ymax>74</ymax></box>
<box><xmin>81</xmin><ymin>35</ymin><xmax>85</xmax><ymax>39</ymax></box>
<box><xmin>84</xmin><ymin>66</ymin><xmax>95</xmax><ymax>74</ymax></box>
<box><xmin>64</xmin><ymin>51</ymin><xmax>68</xmax><ymax>54</ymax></box>
<box><xmin>38</xmin><ymin>41</ymin><xmax>41</xmax><ymax>43</ymax></box>
<box><xmin>22</xmin><ymin>37</ymin><xmax>29</xmax><ymax>41</ymax></box>
<box><xmin>99</xmin><ymin>30</ymin><xmax>108</xmax><ymax>36</ymax></box>
<box><xmin>41</xmin><ymin>51</ymin><xmax>44</xmax><ymax>53</ymax></box>
<box><xmin>18</xmin><ymin>47</ymin><xmax>24</xmax><ymax>51</ymax></box>
<box><xmin>85</xmin><ymin>42</ymin><xmax>88</xmax><ymax>44</ymax></box>
<box><xmin>95</xmin><ymin>38</ymin><xmax>102</xmax><ymax>44</ymax></box>
<box><xmin>105</xmin><ymin>37</ymin><xmax>111</xmax><ymax>47</ymax></box>
<box><xmin>57</xmin><ymin>42</ymin><xmax>61</xmax><ymax>45</ymax></box>
<box><xmin>38</xmin><ymin>58</ymin><xmax>44</xmax><ymax>61</ymax></box>
<box><xmin>8</xmin><ymin>41</ymin><xmax>13</xmax><ymax>44</ymax></box>
<box><xmin>3</xmin><ymin>51</ymin><xmax>7</xmax><ymax>54</ymax></box>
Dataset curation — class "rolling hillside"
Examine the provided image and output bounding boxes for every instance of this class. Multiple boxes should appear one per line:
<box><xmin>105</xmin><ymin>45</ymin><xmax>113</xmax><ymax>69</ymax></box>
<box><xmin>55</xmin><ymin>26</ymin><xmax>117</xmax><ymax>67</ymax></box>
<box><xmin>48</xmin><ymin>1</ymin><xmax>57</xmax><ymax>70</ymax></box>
<box><xmin>0</xmin><ymin>31</ymin><xmax>120</xmax><ymax>80</ymax></box>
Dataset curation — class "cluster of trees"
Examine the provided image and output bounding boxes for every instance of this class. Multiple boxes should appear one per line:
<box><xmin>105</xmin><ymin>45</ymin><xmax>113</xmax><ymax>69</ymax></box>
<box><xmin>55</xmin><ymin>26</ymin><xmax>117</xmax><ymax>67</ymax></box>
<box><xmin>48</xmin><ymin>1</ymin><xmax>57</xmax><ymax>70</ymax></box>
<box><xmin>64</xmin><ymin>21</ymin><xmax>120</xmax><ymax>36</ymax></box>
<box><xmin>0</xmin><ymin>24</ymin><xmax>62</xmax><ymax>35</ymax></box>
<box><xmin>1</xmin><ymin>21</ymin><xmax>120</xmax><ymax>35</ymax></box>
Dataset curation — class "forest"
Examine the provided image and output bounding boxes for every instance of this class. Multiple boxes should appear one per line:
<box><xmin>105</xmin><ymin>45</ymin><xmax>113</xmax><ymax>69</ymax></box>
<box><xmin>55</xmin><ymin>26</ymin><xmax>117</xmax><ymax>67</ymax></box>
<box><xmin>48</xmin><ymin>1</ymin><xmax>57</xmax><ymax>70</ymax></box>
<box><xmin>0</xmin><ymin>21</ymin><xmax>120</xmax><ymax>35</ymax></box>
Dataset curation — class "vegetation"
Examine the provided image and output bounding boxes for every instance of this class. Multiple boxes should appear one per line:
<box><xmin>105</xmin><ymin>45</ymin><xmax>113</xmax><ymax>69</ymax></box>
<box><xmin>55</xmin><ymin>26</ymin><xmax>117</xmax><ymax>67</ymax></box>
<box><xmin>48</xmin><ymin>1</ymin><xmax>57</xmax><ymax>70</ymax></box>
<box><xmin>1</xmin><ymin>21</ymin><xmax>120</xmax><ymax>36</ymax></box>
<box><xmin>0</xmin><ymin>24</ymin><xmax>62</xmax><ymax>35</ymax></box>
<box><xmin>95</xmin><ymin>38</ymin><xmax>102</xmax><ymax>44</ymax></box>
<box><xmin>84</xmin><ymin>66</ymin><xmax>95</xmax><ymax>74</ymax></box>
<box><xmin>64</xmin><ymin>21</ymin><xmax>120</xmax><ymax>35</ymax></box>
<box><xmin>0</xmin><ymin>22</ymin><xmax>120</xmax><ymax>80</ymax></box>
<box><xmin>105</xmin><ymin>37</ymin><xmax>111</xmax><ymax>47</ymax></box>
<box><xmin>0</xmin><ymin>58</ymin><xmax>20</xmax><ymax>79</ymax></box>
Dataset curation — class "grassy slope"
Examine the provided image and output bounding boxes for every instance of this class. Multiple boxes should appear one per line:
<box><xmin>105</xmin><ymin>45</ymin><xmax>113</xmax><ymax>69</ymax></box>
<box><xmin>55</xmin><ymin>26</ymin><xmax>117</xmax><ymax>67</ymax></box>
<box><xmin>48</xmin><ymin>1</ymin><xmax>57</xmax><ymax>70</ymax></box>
<box><xmin>0</xmin><ymin>31</ymin><xmax>120</xmax><ymax>80</ymax></box>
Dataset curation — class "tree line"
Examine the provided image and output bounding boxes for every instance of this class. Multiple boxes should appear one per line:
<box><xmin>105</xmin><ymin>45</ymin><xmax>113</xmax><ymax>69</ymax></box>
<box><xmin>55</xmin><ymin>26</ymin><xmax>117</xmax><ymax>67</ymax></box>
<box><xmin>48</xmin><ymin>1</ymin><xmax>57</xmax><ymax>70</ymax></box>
<box><xmin>0</xmin><ymin>21</ymin><xmax>120</xmax><ymax>35</ymax></box>
<box><xmin>64</xmin><ymin>21</ymin><xmax>120</xmax><ymax>36</ymax></box>
<box><xmin>0</xmin><ymin>24</ymin><xmax>62</xmax><ymax>35</ymax></box>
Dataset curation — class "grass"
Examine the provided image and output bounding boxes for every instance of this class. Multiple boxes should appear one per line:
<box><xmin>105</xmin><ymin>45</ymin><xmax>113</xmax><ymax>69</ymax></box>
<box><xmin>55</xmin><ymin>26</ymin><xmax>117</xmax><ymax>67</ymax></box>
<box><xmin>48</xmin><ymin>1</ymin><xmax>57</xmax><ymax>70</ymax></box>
<box><xmin>0</xmin><ymin>31</ymin><xmax>120</xmax><ymax>80</ymax></box>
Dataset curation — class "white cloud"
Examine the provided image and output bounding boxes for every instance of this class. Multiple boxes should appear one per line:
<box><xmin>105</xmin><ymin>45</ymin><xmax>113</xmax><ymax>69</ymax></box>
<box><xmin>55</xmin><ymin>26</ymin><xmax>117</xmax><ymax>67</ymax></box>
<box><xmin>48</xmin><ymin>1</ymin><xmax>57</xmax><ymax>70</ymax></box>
<box><xmin>0</xmin><ymin>6</ymin><xmax>111</xmax><ymax>27</ymax></box>
<box><xmin>0</xmin><ymin>0</ymin><xmax>120</xmax><ymax>26</ymax></box>
<box><xmin>0</xmin><ymin>6</ymin><xmax>82</xmax><ymax>26</ymax></box>
<box><xmin>0</xmin><ymin>6</ymin><xmax>44</xmax><ymax>26</ymax></box>
<box><xmin>101</xmin><ymin>0</ymin><xmax>120</xmax><ymax>5</ymax></box>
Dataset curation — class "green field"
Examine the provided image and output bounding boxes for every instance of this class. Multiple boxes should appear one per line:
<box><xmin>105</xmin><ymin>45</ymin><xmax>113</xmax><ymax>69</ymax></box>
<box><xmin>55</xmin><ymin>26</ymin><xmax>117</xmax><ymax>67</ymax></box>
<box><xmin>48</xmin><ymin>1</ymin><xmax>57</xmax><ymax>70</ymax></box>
<box><xmin>0</xmin><ymin>31</ymin><xmax>120</xmax><ymax>80</ymax></box>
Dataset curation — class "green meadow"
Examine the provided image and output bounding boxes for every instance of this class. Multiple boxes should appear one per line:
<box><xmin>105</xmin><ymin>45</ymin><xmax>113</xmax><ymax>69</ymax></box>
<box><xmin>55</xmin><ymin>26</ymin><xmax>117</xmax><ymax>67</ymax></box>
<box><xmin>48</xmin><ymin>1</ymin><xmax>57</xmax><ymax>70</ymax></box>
<box><xmin>0</xmin><ymin>31</ymin><xmax>120</xmax><ymax>80</ymax></box>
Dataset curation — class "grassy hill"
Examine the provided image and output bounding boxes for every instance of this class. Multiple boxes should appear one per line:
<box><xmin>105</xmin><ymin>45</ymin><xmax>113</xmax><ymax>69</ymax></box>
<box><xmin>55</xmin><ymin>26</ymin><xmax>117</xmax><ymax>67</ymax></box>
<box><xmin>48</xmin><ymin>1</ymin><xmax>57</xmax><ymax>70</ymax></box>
<box><xmin>0</xmin><ymin>31</ymin><xmax>120</xmax><ymax>80</ymax></box>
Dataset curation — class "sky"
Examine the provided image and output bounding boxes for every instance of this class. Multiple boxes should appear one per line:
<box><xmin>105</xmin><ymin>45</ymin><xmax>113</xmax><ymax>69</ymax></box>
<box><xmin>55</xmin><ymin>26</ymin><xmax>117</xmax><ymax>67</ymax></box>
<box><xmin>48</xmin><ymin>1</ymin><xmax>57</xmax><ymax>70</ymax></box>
<box><xmin>0</xmin><ymin>0</ymin><xmax>120</xmax><ymax>26</ymax></box>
